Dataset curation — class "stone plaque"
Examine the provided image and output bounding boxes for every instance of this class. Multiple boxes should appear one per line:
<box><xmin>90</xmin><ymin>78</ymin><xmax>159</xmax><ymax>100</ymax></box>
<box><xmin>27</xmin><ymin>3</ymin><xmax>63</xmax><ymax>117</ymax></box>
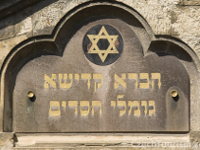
<box><xmin>13</xmin><ymin>19</ymin><xmax>189</xmax><ymax>132</ymax></box>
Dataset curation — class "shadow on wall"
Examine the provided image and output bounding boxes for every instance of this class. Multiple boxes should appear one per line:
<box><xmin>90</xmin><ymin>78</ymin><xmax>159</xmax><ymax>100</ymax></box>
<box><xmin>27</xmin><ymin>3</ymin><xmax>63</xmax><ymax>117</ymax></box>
<box><xmin>0</xmin><ymin>0</ymin><xmax>59</xmax><ymax>40</ymax></box>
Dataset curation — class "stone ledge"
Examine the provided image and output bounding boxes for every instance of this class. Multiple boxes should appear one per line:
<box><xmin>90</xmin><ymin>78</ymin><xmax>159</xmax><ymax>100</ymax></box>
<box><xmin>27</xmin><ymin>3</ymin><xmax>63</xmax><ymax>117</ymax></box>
<box><xmin>12</xmin><ymin>148</ymin><xmax>198</xmax><ymax>150</ymax></box>
<box><xmin>14</xmin><ymin>133</ymin><xmax>190</xmax><ymax>148</ymax></box>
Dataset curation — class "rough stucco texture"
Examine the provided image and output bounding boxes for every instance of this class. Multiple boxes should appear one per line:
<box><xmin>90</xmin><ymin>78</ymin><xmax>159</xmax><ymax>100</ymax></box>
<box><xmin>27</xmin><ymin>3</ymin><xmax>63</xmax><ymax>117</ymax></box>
<box><xmin>0</xmin><ymin>0</ymin><xmax>200</xmax><ymax>64</ymax></box>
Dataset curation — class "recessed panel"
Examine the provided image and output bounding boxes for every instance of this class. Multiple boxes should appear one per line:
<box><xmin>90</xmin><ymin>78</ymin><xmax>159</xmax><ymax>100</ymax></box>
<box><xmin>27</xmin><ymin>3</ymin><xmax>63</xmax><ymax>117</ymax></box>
<box><xmin>13</xmin><ymin>19</ymin><xmax>189</xmax><ymax>132</ymax></box>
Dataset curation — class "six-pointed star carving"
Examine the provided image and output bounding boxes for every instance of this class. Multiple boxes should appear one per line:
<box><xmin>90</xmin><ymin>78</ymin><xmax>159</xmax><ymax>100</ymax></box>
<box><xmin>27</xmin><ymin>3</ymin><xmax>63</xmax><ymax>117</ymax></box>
<box><xmin>87</xmin><ymin>26</ymin><xmax>119</xmax><ymax>62</ymax></box>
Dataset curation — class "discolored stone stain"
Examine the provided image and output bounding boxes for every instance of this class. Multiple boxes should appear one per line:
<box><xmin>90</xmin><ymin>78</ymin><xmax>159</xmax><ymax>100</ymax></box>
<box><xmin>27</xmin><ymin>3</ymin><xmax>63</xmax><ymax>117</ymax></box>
<box><xmin>171</xmin><ymin>11</ymin><xmax>178</xmax><ymax>24</ymax></box>
<box><xmin>87</xmin><ymin>43</ymin><xmax>92</xmax><ymax>51</ymax></box>
<box><xmin>182</xmin><ymin>0</ymin><xmax>200</xmax><ymax>6</ymax></box>
<box><xmin>47</xmin><ymin>18</ymin><xmax>50</xmax><ymax>25</ymax></box>
<box><xmin>115</xmin><ymin>38</ymin><xmax>120</xmax><ymax>48</ymax></box>
<box><xmin>169</xmin><ymin>28</ymin><xmax>179</xmax><ymax>36</ymax></box>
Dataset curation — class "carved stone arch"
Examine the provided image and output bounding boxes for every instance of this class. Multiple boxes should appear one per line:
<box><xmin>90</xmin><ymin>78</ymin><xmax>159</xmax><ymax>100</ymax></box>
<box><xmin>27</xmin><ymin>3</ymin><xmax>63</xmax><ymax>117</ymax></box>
<box><xmin>0</xmin><ymin>1</ymin><xmax>199</xmax><ymax>133</ymax></box>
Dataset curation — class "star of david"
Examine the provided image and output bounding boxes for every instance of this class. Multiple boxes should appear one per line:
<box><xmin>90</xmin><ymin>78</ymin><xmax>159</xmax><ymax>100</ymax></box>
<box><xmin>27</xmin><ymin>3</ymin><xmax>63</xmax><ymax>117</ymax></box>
<box><xmin>87</xmin><ymin>26</ymin><xmax>119</xmax><ymax>62</ymax></box>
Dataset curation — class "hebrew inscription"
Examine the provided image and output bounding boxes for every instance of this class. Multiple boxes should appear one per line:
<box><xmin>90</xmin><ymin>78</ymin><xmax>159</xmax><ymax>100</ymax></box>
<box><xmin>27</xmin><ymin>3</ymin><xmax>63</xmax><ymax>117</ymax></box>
<box><xmin>46</xmin><ymin>73</ymin><xmax>159</xmax><ymax>117</ymax></box>
<box><xmin>44</xmin><ymin>73</ymin><xmax>160</xmax><ymax>91</ymax></box>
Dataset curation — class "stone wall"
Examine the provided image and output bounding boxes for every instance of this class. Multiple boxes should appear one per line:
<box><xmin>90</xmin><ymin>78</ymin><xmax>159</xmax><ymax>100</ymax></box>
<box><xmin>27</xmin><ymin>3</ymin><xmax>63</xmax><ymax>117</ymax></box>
<box><xmin>0</xmin><ymin>0</ymin><xmax>200</xmax><ymax>149</ymax></box>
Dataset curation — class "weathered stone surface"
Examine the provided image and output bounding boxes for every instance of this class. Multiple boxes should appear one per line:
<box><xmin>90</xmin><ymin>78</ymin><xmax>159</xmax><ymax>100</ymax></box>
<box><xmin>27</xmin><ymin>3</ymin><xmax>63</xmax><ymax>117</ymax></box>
<box><xmin>32</xmin><ymin>0</ymin><xmax>84</xmax><ymax>36</ymax></box>
<box><xmin>0</xmin><ymin>0</ymin><xmax>200</xmax><ymax>61</ymax></box>
<box><xmin>11</xmin><ymin>133</ymin><xmax>199</xmax><ymax>150</ymax></box>
<box><xmin>182</xmin><ymin>0</ymin><xmax>200</xmax><ymax>5</ymax></box>
<box><xmin>0</xmin><ymin>17</ymin><xmax>15</xmax><ymax>40</ymax></box>
<box><xmin>0</xmin><ymin>0</ymin><xmax>199</xmax><ymax>149</ymax></box>
<box><xmin>0</xmin><ymin>35</ymin><xmax>28</xmax><ymax>67</ymax></box>
<box><xmin>0</xmin><ymin>132</ymin><xmax>13</xmax><ymax>150</ymax></box>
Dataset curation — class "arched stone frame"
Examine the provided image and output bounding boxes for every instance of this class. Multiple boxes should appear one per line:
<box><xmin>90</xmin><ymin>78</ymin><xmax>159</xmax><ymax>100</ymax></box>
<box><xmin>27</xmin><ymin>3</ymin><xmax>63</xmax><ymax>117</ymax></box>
<box><xmin>0</xmin><ymin>1</ymin><xmax>199</xmax><ymax>134</ymax></box>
